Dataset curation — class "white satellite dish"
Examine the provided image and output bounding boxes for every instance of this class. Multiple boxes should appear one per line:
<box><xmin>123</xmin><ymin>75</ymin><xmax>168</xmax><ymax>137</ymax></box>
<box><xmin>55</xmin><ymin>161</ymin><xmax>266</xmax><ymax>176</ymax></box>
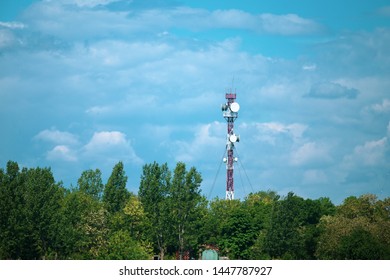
<box><xmin>230</xmin><ymin>102</ymin><xmax>240</xmax><ymax>112</ymax></box>
<box><xmin>229</xmin><ymin>134</ymin><xmax>238</xmax><ymax>143</ymax></box>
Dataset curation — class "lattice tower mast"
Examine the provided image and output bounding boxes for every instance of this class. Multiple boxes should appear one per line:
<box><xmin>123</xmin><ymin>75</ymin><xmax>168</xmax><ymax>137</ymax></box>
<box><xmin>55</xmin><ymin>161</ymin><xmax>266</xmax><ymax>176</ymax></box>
<box><xmin>221</xmin><ymin>92</ymin><xmax>240</xmax><ymax>200</ymax></box>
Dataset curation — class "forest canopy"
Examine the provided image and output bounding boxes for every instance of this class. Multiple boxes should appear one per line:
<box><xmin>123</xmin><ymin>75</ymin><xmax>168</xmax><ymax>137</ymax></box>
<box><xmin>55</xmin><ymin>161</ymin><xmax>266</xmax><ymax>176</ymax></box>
<box><xmin>1</xmin><ymin>160</ymin><xmax>389</xmax><ymax>260</ymax></box>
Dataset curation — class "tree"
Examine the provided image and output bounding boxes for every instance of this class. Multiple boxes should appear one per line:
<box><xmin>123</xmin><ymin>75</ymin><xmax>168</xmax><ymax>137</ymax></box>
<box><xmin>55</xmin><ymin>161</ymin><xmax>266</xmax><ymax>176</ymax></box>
<box><xmin>220</xmin><ymin>204</ymin><xmax>257</xmax><ymax>259</ymax></box>
<box><xmin>103</xmin><ymin>161</ymin><xmax>130</xmax><ymax>214</ymax></box>
<box><xmin>316</xmin><ymin>194</ymin><xmax>390</xmax><ymax>259</ymax></box>
<box><xmin>244</xmin><ymin>191</ymin><xmax>280</xmax><ymax>233</ymax></box>
<box><xmin>123</xmin><ymin>195</ymin><xmax>147</xmax><ymax>239</ymax></box>
<box><xmin>77</xmin><ymin>169</ymin><xmax>104</xmax><ymax>200</ymax></box>
<box><xmin>138</xmin><ymin>162</ymin><xmax>171</xmax><ymax>260</ymax></box>
<box><xmin>3</xmin><ymin>159</ymin><xmax>389</xmax><ymax>260</ymax></box>
<box><xmin>22</xmin><ymin>167</ymin><xmax>64</xmax><ymax>259</ymax></box>
<box><xmin>262</xmin><ymin>192</ymin><xmax>335</xmax><ymax>259</ymax></box>
<box><xmin>58</xmin><ymin>189</ymin><xmax>109</xmax><ymax>259</ymax></box>
<box><xmin>244</xmin><ymin>191</ymin><xmax>280</xmax><ymax>259</ymax></box>
<box><xmin>0</xmin><ymin>162</ymin><xmax>64</xmax><ymax>259</ymax></box>
<box><xmin>339</xmin><ymin>227</ymin><xmax>384</xmax><ymax>259</ymax></box>
<box><xmin>264</xmin><ymin>192</ymin><xmax>306</xmax><ymax>259</ymax></box>
<box><xmin>104</xmin><ymin>230</ymin><xmax>152</xmax><ymax>260</ymax></box>
<box><xmin>169</xmin><ymin>162</ymin><xmax>203</xmax><ymax>260</ymax></box>
<box><xmin>0</xmin><ymin>161</ymin><xmax>26</xmax><ymax>259</ymax></box>
<box><xmin>201</xmin><ymin>198</ymin><xmax>243</xmax><ymax>258</ymax></box>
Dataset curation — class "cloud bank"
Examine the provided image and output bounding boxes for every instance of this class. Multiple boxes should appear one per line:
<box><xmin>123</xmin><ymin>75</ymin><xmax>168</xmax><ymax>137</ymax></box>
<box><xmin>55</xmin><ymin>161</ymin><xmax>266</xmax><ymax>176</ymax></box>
<box><xmin>1</xmin><ymin>0</ymin><xmax>389</xmax><ymax>203</ymax></box>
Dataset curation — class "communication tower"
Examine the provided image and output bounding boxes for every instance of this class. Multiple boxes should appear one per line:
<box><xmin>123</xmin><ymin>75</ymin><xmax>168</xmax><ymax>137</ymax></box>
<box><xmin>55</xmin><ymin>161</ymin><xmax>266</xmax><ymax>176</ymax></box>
<box><xmin>221</xmin><ymin>92</ymin><xmax>240</xmax><ymax>200</ymax></box>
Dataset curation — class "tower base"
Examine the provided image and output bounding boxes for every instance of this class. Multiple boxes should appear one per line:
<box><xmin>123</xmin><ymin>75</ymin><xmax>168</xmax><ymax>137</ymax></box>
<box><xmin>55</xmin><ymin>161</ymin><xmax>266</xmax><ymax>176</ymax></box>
<box><xmin>225</xmin><ymin>190</ymin><xmax>234</xmax><ymax>200</ymax></box>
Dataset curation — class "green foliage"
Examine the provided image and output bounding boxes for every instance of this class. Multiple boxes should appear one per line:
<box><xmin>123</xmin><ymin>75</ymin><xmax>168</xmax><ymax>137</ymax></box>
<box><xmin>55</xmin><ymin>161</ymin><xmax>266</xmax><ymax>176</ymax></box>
<box><xmin>243</xmin><ymin>191</ymin><xmax>279</xmax><ymax>259</ymax></box>
<box><xmin>77</xmin><ymin>169</ymin><xmax>104</xmax><ymax>200</ymax></box>
<box><xmin>123</xmin><ymin>196</ymin><xmax>146</xmax><ymax>237</ymax></box>
<box><xmin>138</xmin><ymin>162</ymin><xmax>171</xmax><ymax>259</ymax></box>
<box><xmin>103</xmin><ymin>161</ymin><xmax>130</xmax><ymax>214</ymax></box>
<box><xmin>202</xmin><ymin>199</ymin><xmax>241</xmax><ymax>258</ymax></box>
<box><xmin>316</xmin><ymin>194</ymin><xmax>390</xmax><ymax>259</ymax></box>
<box><xmin>22</xmin><ymin>167</ymin><xmax>64</xmax><ymax>259</ymax></box>
<box><xmin>103</xmin><ymin>230</ymin><xmax>152</xmax><ymax>260</ymax></box>
<box><xmin>220</xmin><ymin>205</ymin><xmax>257</xmax><ymax>259</ymax></box>
<box><xmin>264</xmin><ymin>192</ymin><xmax>306</xmax><ymax>259</ymax></box>
<box><xmin>338</xmin><ymin>227</ymin><xmax>384</xmax><ymax>259</ymax></box>
<box><xmin>1</xmin><ymin>160</ymin><xmax>389</xmax><ymax>260</ymax></box>
<box><xmin>169</xmin><ymin>162</ymin><xmax>203</xmax><ymax>259</ymax></box>
<box><xmin>0</xmin><ymin>161</ymin><xmax>23</xmax><ymax>259</ymax></box>
<box><xmin>138</xmin><ymin>162</ymin><xmax>206</xmax><ymax>259</ymax></box>
<box><xmin>261</xmin><ymin>192</ymin><xmax>336</xmax><ymax>259</ymax></box>
<box><xmin>0</xmin><ymin>161</ymin><xmax>63</xmax><ymax>259</ymax></box>
<box><xmin>59</xmin><ymin>190</ymin><xmax>108</xmax><ymax>259</ymax></box>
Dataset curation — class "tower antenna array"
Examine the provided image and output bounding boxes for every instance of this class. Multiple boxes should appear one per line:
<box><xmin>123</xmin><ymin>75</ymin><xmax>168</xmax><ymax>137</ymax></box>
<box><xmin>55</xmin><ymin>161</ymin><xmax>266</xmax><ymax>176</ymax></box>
<box><xmin>221</xmin><ymin>91</ymin><xmax>240</xmax><ymax>200</ymax></box>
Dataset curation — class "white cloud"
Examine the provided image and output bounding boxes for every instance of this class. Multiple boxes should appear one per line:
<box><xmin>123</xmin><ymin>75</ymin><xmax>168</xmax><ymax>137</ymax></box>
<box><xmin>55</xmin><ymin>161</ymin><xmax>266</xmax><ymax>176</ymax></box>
<box><xmin>302</xmin><ymin>64</ymin><xmax>317</xmax><ymax>71</ymax></box>
<box><xmin>84</xmin><ymin>131</ymin><xmax>126</xmax><ymax>149</ymax></box>
<box><xmin>21</xmin><ymin>3</ymin><xmax>321</xmax><ymax>41</ymax></box>
<box><xmin>2</xmin><ymin>1</ymin><xmax>390</xmax><ymax>202</ymax></box>
<box><xmin>303</xmin><ymin>169</ymin><xmax>328</xmax><ymax>185</ymax></box>
<box><xmin>87</xmin><ymin>40</ymin><xmax>173</xmax><ymax>67</ymax></box>
<box><xmin>0</xmin><ymin>22</ymin><xmax>26</xmax><ymax>49</ymax></box>
<box><xmin>314</xmin><ymin>28</ymin><xmax>390</xmax><ymax>77</ymax></box>
<box><xmin>343</xmin><ymin>137</ymin><xmax>388</xmax><ymax>168</ymax></box>
<box><xmin>85</xmin><ymin>94</ymin><xmax>159</xmax><ymax>117</ymax></box>
<box><xmin>305</xmin><ymin>82</ymin><xmax>359</xmax><ymax>99</ymax></box>
<box><xmin>387</xmin><ymin>121</ymin><xmax>390</xmax><ymax>137</ymax></box>
<box><xmin>47</xmin><ymin>145</ymin><xmax>77</xmax><ymax>162</ymax></box>
<box><xmin>0</xmin><ymin>21</ymin><xmax>26</xmax><ymax>29</ymax></box>
<box><xmin>259</xmin><ymin>13</ymin><xmax>321</xmax><ymax>35</ymax></box>
<box><xmin>175</xmin><ymin>9</ymin><xmax>321</xmax><ymax>35</ymax></box>
<box><xmin>35</xmin><ymin>129</ymin><xmax>143</xmax><ymax>165</ymax></box>
<box><xmin>0</xmin><ymin>29</ymin><xmax>15</xmax><ymax>48</ymax></box>
<box><xmin>131</xmin><ymin>8</ymin><xmax>321</xmax><ymax>35</ymax></box>
<box><xmin>371</xmin><ymin>99</ymin><xmax>390</xmax><ymax>113</ymax></box>
<box><xmin>255</xmin><ymin>78</ymin><xmax>307</xmax><ymax>101</ymax></box>
<box><xmin>23</xmin><ymin>2</ymin><xmax>131</xmax><ymax>41</ymax></box>
<box><xmin>254</xmin><ymin>122</ymin><xmax>307</xmax><ymax>145</ymax></box>
<box><xmin>259</xmin><ymin>122</ymin><xmax>307</xmax><ymax>137</ymax></box>
<box><xmin>34</xmin><ymin>129</ymin><xmax>79</xmax><ymax>145</ymax></box>
<box><xmin>172</xmin><ymin>122</ymin><xmax>225</xmax><ymax>163</ymax></box>
<box><xmin>290</xmin><ymin>142</ymin><xmax>332</xmax><ymax>167</ymax></box>
<box><xmin>210</xmin><ymin>9</ymin><xmax>257</xmax><ymax>29</ymax></box>
<box><xmin>46</xmin><ymin>0</ymin><xmax>121</xmax><ymax>8</ymax></box>
<box><xmin>85</xmin><ymin>105</ymin><xmax>111</xmax><ymax>115</ymax></box>
<box><xmin>83</xmin><ymin>131</ymin><xmax>143</xmax><ymax>165</ymax></box>
<box><xmin>72</xmin><ymin>0</ymin><xmax>121</xmax><ymax>7</ymax></box>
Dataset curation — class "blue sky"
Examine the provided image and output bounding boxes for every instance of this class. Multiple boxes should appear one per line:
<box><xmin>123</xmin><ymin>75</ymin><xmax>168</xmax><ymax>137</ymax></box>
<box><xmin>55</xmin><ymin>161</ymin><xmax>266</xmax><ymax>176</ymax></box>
<box><xmin>1</xmin><ymin>0</ymin><xmax>389</xmax><ymax>204</ymax></box>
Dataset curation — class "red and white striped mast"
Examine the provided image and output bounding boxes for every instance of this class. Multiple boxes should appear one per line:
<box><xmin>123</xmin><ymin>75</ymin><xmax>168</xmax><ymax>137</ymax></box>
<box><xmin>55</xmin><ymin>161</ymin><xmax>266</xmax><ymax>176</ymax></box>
<box><xmin>221</xmin><ymin>91</ymin><xmax>240</xmax><ymax>200</ymax></box>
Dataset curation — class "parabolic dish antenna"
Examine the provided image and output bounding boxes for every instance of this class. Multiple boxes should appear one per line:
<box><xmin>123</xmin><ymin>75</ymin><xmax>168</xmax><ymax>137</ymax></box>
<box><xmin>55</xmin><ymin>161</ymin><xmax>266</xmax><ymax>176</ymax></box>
<box><xmin>229</xmin><ymin>134</ymin><xmax>238</xmax><ymax>143</ymax></box>
<box><xmin>230</xmin><ymin>102</ymin><xmax>240</xmax><ymax>112</ymax></box>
